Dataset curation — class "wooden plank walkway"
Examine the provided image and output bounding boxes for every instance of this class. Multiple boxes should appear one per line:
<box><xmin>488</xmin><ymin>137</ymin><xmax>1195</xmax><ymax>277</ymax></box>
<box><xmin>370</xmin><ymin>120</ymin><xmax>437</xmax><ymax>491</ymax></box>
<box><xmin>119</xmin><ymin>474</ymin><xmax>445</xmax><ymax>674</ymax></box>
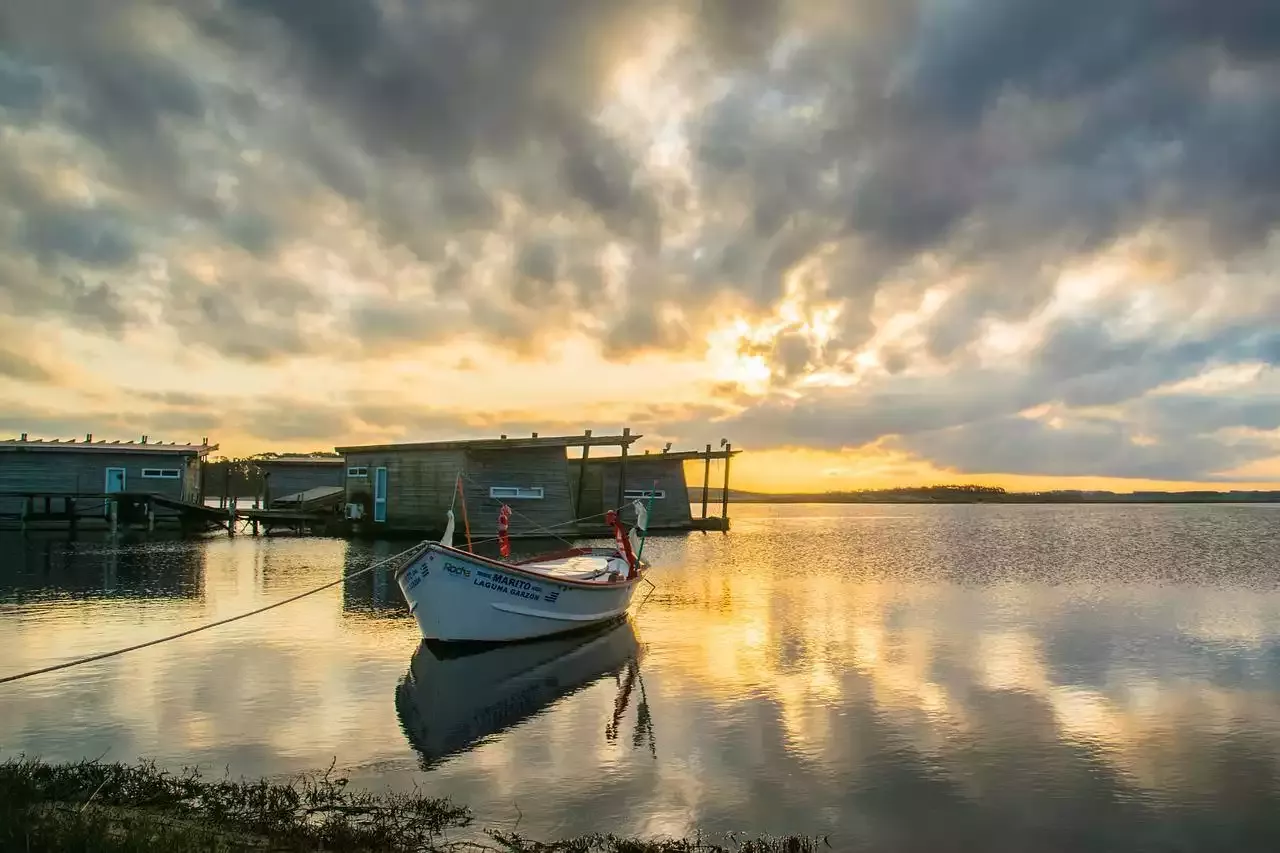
<box><xmin>0</xmin><ymin>491</ymin><xmax>233</xmax><ymax>533</ymax></box>
<box><xmin>236</xmin><ymin>506</ymin><xmax>343</xmax><ymax>535</ymax></box>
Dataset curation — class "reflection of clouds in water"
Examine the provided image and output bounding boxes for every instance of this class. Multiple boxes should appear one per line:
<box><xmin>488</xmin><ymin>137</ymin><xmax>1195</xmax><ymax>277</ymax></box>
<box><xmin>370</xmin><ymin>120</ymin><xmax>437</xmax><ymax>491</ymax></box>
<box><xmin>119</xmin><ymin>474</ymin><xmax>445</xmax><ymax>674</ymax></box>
<box><xmin>4</xmin><ymin>506</ymin><xmax>1280</xmax><ymax>846</ymax></box>
<box><xmin>1</xmin><ymin>537</ymin><xmax>421</xmax><ymax>778</ymax></box>
<box><xmin>644</xmin><ymin>536</ymin><xmax>1280</xmax><ymax>826</ymax></box>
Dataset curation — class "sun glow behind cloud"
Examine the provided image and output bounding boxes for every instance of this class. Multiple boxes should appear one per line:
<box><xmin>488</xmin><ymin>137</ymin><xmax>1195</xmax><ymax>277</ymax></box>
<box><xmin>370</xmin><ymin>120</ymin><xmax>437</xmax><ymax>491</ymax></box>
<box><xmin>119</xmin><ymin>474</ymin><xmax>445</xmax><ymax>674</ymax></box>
<box><xmin>2</xmin><ymin>0</ymin><xmax>1280</xmax><ymax>490</ymax></box>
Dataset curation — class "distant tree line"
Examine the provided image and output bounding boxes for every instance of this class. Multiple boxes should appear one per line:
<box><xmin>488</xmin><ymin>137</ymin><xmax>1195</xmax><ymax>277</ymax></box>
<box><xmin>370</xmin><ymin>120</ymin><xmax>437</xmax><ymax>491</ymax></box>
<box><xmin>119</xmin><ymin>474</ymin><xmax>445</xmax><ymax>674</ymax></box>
<box><xmin>814</xmin><ymin>484</ymin><xmax>1008</xmax><ymax>502</ymax></box>
<box><xmin>200</xmin><ymin>453</ymin><xmax>338</xmax><ymax>499</ymax></box>
<box><xmin>689</xmin><ymin>483</ymin><xmax>1280</xmax><ymax>504</ymax></box>
<box><xmin>201</xmin><ymin>458</ymin><xmax>263</xmax><ymax>499</ymax></box>
<box><xmin>867</xmin><ymin>484</ymin><xmax>1008</xmax><ymax>497</ymax></box>
<box><xmin>688</xmin><ymin>484</ymin><xmax>1009</xmax><ymax>503</ymax></box>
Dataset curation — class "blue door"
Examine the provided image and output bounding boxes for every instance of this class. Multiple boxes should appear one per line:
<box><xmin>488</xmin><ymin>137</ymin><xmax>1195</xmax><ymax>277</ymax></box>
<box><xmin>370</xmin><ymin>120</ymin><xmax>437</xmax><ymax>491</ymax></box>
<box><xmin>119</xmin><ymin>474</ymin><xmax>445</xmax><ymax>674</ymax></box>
<box><xmin>373</xmin><ymin>467</ymin><xmax>388</xmax><ymax>523</ymax></box>
<box><xmin>104</xmin><ymin>468</ymin><xmax>126</xmax><ymax>517</ymax></box>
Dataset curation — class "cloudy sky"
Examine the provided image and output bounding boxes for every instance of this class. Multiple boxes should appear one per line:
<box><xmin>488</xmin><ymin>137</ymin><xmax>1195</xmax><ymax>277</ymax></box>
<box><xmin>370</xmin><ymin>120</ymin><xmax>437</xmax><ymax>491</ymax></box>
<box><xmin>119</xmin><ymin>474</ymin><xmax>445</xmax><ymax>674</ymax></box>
<box><xmin>2</xmin><ymin>0</ymin><xmax>1279</xmax><ymax>492</ymax></box>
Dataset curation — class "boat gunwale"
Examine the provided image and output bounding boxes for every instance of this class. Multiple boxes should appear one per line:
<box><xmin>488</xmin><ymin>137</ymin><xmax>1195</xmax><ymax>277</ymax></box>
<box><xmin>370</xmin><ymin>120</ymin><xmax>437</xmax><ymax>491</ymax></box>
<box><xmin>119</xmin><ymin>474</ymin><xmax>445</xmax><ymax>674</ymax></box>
<box><xmin>395</xmin><ymin>541</ymin><xmax>649</xmax><ymax>590</ymax></box>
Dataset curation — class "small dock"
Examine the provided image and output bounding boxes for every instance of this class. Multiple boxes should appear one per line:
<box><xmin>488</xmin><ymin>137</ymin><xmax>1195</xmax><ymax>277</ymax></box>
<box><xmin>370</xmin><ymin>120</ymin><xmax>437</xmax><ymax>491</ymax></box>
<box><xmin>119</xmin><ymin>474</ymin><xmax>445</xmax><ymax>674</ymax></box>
<box><xmin>235</xmin><ymin>485</ymin><xmax>346</xmax><ymax>535</ymax></box>
<box><xmin>0</xmin><ymin>492</ymin><xmax>234</xmax><ymax>533</ymax></box>
<box><xmin>236</xmin><ymin>507</ymin><xmax>343</xmax><ymax>535</ymax></box>
<box><xmin>656</xmin><ymin>443</ymin><xmax>739</xmax><ymax>529</ymax></box>
<box><xmin>573</xmin><ymin>442</ymin><xmax>739</xmax><ymax>534</ymax></box>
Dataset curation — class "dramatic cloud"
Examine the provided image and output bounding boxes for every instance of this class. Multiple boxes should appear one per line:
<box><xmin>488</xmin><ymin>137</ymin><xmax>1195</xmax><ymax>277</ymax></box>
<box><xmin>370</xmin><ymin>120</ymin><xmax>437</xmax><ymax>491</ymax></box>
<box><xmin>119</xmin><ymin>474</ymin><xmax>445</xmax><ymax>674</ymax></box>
<box><xmin>1</xmin><ymin>0</ymin><xmax>1279</xmax><ymax>484</ymax></box>
<box><xmin>0</xmin><ymin>348</ymin><xmax>52</xmax><ymax>383</ymax></box>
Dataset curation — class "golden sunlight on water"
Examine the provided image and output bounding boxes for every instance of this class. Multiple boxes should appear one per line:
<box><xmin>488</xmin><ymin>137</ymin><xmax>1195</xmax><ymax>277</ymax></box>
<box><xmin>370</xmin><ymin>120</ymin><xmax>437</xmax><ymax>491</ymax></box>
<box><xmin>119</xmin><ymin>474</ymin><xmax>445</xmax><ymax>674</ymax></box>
<box><xmin>4</xmin><ymin>503</ymin><xmax>1280</xmax><ymax>847</ymax></box>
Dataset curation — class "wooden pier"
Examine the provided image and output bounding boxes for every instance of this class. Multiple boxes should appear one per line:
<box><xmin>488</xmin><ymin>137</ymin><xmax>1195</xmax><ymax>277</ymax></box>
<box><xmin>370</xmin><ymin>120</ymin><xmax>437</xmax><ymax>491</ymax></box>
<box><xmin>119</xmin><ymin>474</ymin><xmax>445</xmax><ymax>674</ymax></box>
<box><xmin>235</xmin><ymin>507</ymin><xmax>345</xmax><ymax>536</ymax></box>
<box><xmin>653</xmin><ymin>442</ymin><xmax>739</xmax><ymax>529</ymax></box>
<box><xmin>0</xmin><ymin>491</ymin><xmax>234</xmax><ymax>534</ymax></box>
<box><xmin>573</xmin><ymin>442</ymin><xmax>740</xmax><ymax>533</ymax></box>
<box><xmin>233</xmin><ymin>485</ymin><xmax>346</xmax><ymax>535</ymax></box>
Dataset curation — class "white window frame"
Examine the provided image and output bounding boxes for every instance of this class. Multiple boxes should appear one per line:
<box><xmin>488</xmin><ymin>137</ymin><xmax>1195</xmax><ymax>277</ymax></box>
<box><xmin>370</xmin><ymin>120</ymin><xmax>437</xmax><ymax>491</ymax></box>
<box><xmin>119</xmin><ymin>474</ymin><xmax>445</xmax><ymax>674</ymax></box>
<box><xmin>624</xmin><ymin>488</ymin><xmax>666</xmax><ymax>500</ymax></box>
<box><xmin>489</xmin><ymin>486</ymin><xmax>544</xmax><ymax>500</ymax></box>
<box><xmin>140</xmin><ymin>468</ymin><xmax>181</xmax><ymax>479</ymax></box>
<box><xmin>347</xmin><ymin>466</ymin><xmax>369</xmax><ymax>478</ymax></box>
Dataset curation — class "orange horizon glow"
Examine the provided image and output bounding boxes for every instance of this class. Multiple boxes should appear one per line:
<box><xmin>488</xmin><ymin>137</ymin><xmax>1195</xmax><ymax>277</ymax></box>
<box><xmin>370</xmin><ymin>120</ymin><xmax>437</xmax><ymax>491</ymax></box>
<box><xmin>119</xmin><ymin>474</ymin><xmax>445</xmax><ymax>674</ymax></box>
<box><xmin>192</xmin><ymin>439</ymin><xmax>1280</xmax><ymax>495</ymax></box>
<box><xmin>712</xmin><ymin>449</ymin><xmax>1280</xmax><ymax>494</ymax></box>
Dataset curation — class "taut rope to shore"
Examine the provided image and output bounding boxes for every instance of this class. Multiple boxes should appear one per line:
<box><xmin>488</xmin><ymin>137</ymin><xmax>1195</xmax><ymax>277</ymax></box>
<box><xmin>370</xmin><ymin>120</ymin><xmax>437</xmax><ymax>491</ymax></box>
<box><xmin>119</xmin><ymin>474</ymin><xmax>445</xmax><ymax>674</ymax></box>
<box><xmin>0</xmin><ymin>543</ymin><xmax>423</xmax><ymax>687</ymax></box>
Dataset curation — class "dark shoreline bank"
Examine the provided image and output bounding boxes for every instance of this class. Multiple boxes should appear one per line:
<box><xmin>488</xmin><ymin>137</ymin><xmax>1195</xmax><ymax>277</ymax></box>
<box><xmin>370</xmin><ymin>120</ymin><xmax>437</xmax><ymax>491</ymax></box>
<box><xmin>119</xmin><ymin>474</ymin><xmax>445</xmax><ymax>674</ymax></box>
<box><xmin>2</xmin><ymin>758</ymin><xmax>825</xmax><ymax>852</ymax></box>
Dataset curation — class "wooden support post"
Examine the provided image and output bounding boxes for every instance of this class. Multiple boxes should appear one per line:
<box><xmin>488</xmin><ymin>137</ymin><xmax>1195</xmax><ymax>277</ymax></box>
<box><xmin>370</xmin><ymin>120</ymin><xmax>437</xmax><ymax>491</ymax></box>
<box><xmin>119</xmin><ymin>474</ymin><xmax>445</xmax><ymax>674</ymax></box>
<box><xmin>109</xmin><ymin>497</ymin><xmax>118</xmax><ymax>534</ymax></box>
<box><xmin>720</xmin><ymin>443</ymin><xmax>732</xmax><ymax>524</ymax></box>
<box><xmin>43</xmin><ymin>495</ymin><xmax>50</xmax><ymax>515</ymax></box>
<box><xmin>576</xmin><ymin>429</ymin><xmax>592</xmax><ymax>520</ymax></box>
<box><xmin>147</xmin><ymin>498</ymin><xmax>155</xmax><ymax>532</ymax></box>
<box><xmin>20</xmin><ymin>497</ymin><xmax>29</xmax><ymax>533</ymax></box>
<box><xmin>701</xmin><ymin>443</ymin><xmax>711</xmax><ymax>520</ymax></box>
<box><xmin>68</xmin><ymin>497</ymin><xmax>77</xmax><ymax>532</ymax></box>
<box><xmin>616</xmin><ymin>427</ymin><xmax>630</xmax><ymax>512</ymax></box>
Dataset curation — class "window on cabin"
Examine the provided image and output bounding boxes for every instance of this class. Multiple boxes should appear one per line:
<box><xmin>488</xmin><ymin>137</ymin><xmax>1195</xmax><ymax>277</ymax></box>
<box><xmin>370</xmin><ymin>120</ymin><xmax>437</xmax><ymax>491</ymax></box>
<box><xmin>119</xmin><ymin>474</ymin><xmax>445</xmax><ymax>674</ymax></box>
<box><xmin>141</xmin><ymin>468</ymin><xmax>181</xmax><ymax>479</ymax></box>
<box><xmin>489</xmin><ymin>486</ymin><xmax>544</xmax><ymax>500</ymax></box>
<box><xmin>624</xmin><ymin>489</ymin><xmax>666</xmax><ymax>500</ymax></box>
<box><xmin>347</xmin><ymin>467</ymin><xmax>369</xmax><ymax>478</ymax></box>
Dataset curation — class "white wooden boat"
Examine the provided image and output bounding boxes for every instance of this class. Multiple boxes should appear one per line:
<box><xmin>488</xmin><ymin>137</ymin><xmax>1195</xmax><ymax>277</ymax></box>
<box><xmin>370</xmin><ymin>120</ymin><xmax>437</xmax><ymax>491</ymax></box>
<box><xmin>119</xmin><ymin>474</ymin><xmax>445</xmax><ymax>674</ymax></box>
<box><xmin>395</xmin><ymin>618</ymin><xmax>640</xmax><ymax>765</ymax></box>
<box><xmin>392</xmin><ymin>503</ymin><xmax>652</xmax><ymax>643</ymax></box>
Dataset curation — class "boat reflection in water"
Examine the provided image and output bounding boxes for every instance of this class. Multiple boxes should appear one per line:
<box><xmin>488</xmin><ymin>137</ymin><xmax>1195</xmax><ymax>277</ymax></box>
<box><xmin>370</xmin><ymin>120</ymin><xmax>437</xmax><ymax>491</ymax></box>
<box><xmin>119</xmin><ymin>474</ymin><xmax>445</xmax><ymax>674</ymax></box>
<box><xmin>395</xmin><ymin>616</ymin><xmax>651</xmax><ymax>767</ymax></box>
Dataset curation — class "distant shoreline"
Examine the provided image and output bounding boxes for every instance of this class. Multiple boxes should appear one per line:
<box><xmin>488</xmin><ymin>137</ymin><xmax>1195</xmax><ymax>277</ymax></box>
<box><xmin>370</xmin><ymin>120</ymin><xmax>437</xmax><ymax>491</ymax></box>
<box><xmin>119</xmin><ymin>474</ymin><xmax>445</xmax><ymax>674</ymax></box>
<box><xmin>691</xmin><ymin>488</ymin><xmax>1280</xmax><ymax>505</ymax></box>
<box><xmin>724</xmin><ymin>496</ymin><xmax>1280</xmax><ymax>504</ymax></box>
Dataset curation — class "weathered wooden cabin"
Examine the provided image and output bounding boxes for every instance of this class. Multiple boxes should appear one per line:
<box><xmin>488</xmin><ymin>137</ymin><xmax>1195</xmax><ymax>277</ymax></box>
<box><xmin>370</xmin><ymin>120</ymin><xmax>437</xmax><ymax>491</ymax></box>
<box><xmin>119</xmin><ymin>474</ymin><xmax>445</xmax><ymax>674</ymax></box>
<box><xmin>250</xmin><ymin>454</ymin><xmax>345</xmax><ymax>502</ymax></box>
<box><xmin>573</xmin><ymin>444</ymin><xmax>741</xmax><ymax>531</ymax></box>
<box><xmin>0</xmin><ymin>434</ymin><xmax>218</xmax><ymax>525</ymax></box>
<box><xmin>335</xmin><ymin>430</ymin><xmax>641</xmax><ymax>537</ymax></box>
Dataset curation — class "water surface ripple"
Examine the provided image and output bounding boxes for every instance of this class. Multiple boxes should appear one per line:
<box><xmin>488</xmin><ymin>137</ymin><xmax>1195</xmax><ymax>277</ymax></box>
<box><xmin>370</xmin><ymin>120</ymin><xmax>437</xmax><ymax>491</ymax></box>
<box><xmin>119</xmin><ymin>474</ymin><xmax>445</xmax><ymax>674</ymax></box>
<box><xmin>3</xmin><ymin>504</ymin><xmax>1280</xmax><ymax>850</ymax></box>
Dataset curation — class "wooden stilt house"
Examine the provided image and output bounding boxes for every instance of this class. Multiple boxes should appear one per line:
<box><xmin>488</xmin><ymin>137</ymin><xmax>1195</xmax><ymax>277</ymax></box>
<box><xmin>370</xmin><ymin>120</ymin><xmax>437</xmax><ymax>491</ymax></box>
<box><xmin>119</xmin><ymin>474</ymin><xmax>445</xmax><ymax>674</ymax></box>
<box><xmin>572</xmin><ymin>444</ymin><xmax>742</xmax><ymax>531</ymax></box>
<box><xmin>335</xmin><ymin>430</ymin><xmax>641</xmax><ymax>537</ymax></box>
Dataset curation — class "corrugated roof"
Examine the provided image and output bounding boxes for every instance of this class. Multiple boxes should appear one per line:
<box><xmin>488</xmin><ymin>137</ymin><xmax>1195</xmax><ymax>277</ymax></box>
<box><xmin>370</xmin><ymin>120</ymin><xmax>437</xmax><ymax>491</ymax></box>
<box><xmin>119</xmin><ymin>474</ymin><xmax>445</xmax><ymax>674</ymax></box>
<box><xmin>252</xmin><ymin>456</ymin><xmax>345</xmax><ymax>466</ymax></box>
<box><xmin>0</xmin><ymin>437</ymin><xmax>217</xmax><ymax>455</ymax></box>
<box><xmin>336</xmin><ymin>432</ymin><xmax>641</xmax><ymax>454</ymax></box>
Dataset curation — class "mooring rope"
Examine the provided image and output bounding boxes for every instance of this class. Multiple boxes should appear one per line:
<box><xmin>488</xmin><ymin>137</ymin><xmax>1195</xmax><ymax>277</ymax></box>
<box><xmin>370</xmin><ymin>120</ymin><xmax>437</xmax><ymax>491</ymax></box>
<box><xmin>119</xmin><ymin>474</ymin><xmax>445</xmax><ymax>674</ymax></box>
<box><xmin>1</xmin><ymin>496</ymin><xmax>661</xmax><ymax>688</ymax></box>
<box><xmin>0</xmin><ymin>542</ymin><xmax>425</xmax><ymax>688</ymax></box>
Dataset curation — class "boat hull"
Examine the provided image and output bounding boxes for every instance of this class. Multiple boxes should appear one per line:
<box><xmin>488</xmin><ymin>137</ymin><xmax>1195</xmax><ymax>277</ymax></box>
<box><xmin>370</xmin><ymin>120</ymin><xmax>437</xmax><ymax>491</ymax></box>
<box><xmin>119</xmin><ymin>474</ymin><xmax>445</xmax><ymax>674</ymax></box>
<box><xmin>396</xmin><ymin>544</ymin><xmax>645</xmax><ymax>642</ymax></box>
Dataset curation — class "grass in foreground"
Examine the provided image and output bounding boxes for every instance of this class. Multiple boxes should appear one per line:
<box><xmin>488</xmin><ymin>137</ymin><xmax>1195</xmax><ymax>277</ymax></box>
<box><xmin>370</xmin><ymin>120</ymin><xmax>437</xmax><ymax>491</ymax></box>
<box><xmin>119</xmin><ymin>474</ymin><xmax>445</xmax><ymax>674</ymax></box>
<box><xmin>1</xmin><ymin>757</ymin><xmax>828</xmax><ymax>852</ymax></box>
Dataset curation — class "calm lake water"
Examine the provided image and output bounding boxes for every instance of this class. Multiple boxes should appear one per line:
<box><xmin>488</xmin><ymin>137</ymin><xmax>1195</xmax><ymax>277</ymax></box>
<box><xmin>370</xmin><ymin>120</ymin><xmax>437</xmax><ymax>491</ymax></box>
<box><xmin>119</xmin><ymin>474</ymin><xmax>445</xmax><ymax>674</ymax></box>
<box><xmin>4</xmin><ymin>503</ymin><xmax>1280</xmax><ymax>850</ymax></box>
